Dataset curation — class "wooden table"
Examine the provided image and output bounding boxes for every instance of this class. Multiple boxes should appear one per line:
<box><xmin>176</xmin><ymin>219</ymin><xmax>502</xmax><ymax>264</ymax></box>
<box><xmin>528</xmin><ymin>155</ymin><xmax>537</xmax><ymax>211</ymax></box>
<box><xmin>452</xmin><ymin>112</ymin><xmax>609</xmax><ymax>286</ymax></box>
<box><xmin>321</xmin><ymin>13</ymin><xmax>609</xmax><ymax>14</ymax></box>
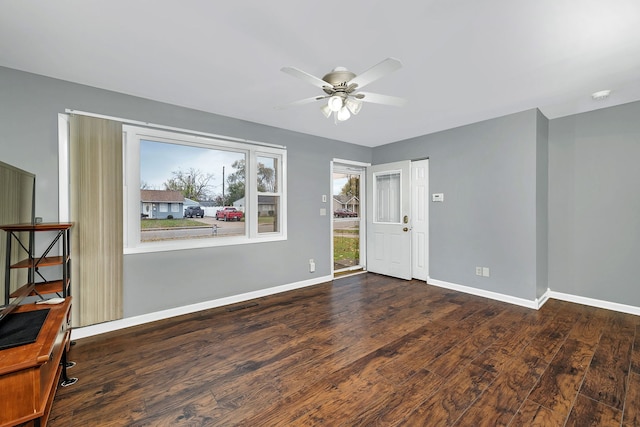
<box><xmin>0</xmin><ymin>298</ymin><xmax>73</xmax><ymax>427</ymax></box>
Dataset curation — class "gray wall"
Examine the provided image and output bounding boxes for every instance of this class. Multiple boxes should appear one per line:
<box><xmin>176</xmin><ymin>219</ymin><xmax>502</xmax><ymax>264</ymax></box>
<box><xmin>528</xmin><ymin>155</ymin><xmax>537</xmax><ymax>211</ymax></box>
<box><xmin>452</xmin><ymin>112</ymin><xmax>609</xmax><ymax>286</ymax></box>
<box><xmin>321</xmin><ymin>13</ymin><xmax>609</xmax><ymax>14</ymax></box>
<box><xmin>372</xmin><ymin>99</ymin><xmax>640</xmax><ymax>307</ymax></box>
<box><xmin>373</xmin><ymin>109</ymin><xmax>543</xmax><ymax>301</ymax></box>
<box><xmin>3</xmin><ymin>64</ymin><xmax>639</xmax><ymax>317</ymax></box>
<box><xmin>0</xmin><ymin>66</ymin><xmax>371</xmax><ymax>317</ymax></box>
<box><xmin>535</xmin><ymin>110</ymin><xmax>549</xmax><ymax>299</ymax></box>
<box><xmin>548</xmin><ymin>101</ymin><xmax>640</xmax><ymax>306</ymax></box>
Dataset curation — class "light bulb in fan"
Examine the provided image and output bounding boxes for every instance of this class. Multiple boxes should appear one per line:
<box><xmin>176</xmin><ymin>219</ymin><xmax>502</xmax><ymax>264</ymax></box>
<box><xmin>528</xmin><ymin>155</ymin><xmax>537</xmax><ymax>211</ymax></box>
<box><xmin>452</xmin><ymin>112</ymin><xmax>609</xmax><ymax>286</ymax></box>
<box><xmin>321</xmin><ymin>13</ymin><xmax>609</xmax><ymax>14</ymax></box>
<box><xmin>320</xmin><ymin>104</ymin><xmax>332</xmax><ymax>118</ymax></box>
<box><xmin>337</xmin><ymin>106</ymin><xmax>351</xmax><ymax>121</ymax></box>
<box><xmin>328</xmin><ymin>95</ymin><xmax>344</xmax><ymax>112</ymax></box>
<box><xmin>345</xmin><ymin>98</ymin><xmax>363</xmax><ymax>115</ymax></box>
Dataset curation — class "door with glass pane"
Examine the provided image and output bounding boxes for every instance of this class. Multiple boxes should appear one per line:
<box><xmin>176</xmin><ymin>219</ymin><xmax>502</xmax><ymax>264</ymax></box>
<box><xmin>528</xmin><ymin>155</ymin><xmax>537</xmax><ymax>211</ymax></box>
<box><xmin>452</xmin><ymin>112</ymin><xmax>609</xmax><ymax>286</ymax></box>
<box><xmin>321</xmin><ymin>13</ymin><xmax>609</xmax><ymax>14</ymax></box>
<box><xmin>366</xmin><ymin>160</ymin><xmax>412</xmax><ymax>279</ymax></box>
<box><xmin>332</xmin><ymin>164</ymin><xmax>365</xmax><ymax>273</ymax></box>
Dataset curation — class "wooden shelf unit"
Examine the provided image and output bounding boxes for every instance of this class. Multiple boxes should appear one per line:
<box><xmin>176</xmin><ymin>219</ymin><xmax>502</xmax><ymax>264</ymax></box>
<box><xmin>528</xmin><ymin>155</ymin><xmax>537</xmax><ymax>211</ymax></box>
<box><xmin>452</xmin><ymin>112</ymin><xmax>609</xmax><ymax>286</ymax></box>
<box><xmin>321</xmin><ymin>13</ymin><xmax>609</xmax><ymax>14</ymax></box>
<box><xmin>1</xmin><ymin>223</ymin><xmax>73</xmax><ymax>304</ymax></box>
<box><xmin>1</xmin><ymin>223</ymin><xmax>77</xmax><ymax>426</ymax></box>
<box><xmin>0</xmin><ymin>298</ymin><xmax>74</xmax><ymax>427</ymax></box>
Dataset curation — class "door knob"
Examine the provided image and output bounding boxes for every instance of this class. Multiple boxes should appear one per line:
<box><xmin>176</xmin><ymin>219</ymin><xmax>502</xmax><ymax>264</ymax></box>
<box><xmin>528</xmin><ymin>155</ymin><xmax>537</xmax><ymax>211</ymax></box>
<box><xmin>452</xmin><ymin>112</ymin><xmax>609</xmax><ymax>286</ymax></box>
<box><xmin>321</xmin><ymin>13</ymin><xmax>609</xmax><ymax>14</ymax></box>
<box><xmin>403</xmin><ymin>227</ymin><xmax>409</xmax><ymax>232</ymax></box>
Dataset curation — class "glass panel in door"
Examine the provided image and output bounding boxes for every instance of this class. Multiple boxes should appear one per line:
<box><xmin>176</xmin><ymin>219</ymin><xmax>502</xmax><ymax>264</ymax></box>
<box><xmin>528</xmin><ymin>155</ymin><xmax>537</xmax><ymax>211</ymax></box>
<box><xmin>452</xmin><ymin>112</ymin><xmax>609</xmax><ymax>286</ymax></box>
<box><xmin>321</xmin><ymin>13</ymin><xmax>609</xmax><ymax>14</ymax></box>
<box><xmin>374</xmin><ymin>171</ymin><xmax>401</xmax><ymax>223</ymax></box>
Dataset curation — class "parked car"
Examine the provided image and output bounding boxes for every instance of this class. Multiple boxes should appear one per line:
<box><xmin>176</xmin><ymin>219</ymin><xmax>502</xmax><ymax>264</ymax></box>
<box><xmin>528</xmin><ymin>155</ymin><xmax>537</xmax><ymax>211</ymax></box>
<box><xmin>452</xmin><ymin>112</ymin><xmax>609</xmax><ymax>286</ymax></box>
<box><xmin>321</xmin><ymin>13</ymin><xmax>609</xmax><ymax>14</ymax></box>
<box><xmin>334</xmin><ymin>208</ymin><xmax>357</xmax><ymax>218</ymax></box>
<box><xmin>184</xmin><ymin>206</ymin><xmax>204</xmax><ymax>218</ymax></box>
<box><xmin>216</xmin><ymin>207</ymin><xmax>243</xmax><ymax>221</ymax></box>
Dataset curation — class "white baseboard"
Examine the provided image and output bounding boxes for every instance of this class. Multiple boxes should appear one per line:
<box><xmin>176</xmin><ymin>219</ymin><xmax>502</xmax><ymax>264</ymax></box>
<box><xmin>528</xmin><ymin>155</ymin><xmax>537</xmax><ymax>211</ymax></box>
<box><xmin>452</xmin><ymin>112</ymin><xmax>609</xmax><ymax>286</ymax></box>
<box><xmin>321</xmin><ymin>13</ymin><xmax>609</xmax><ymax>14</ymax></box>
<box><xmin>548</xmin><ymin>290</ymin><xmax>640</xmax><ymax>316</ymax></box>
<box><xmin>73</xmin><ymin>274</ymin><xmax>640</xmax><ymax>341</ymax></box>
<box><xmin>536</xmin><ymin>289</ymin><xmax>550</xmax><ymax>308</ymax></box>
<box><xmin>427</xmin><ymin>277</ymin><xmax>549</xmax><ymax>310</ymax></box>
<box><xmin>72</xmin><ymin>274</ymin><xmax>333</xmax><ymax>340</ymax></box>
<box><xmin>427</xmin><ymin>276</ymin><xmax>640</xmax><ymax>315</ymax></box>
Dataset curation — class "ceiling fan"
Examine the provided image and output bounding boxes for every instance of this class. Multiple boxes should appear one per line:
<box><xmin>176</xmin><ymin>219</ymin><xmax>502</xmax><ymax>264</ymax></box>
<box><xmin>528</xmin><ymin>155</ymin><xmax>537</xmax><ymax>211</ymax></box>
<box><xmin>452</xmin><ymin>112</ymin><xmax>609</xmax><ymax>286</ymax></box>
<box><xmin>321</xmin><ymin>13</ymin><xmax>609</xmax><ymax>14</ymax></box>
<box><xmin>277</xmin><ymin>57</ymin><xmax>407</xmax><ymax>123</ymax></box>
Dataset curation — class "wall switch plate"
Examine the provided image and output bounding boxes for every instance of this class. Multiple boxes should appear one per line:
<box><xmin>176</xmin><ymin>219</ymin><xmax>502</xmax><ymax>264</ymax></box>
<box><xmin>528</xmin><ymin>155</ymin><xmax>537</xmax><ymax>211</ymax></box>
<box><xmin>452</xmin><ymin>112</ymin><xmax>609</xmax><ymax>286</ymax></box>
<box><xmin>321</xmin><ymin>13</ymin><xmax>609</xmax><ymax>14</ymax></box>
<box><xmin>476</xmin><ymin>267</ymin><xmax>483</xmax><ymax>276</ymax></box>
<box><xmin>320</xmin><ymin>208</ymin><xmax>326</xmax><ymax>216</ymax></box>
<box><xmin>322</xmin><ymin>195</ymin><xmax>327</xmax><ymax>203</ymax></box>
<box><xmin>432</xmin><ymin>193</ymin><xmax>444</xmax><ymax>202</ymax></box>
<box><xmin>482</xmin><ymin>267</ymin><xmax>490</xmax><ymax>277</ymax></box>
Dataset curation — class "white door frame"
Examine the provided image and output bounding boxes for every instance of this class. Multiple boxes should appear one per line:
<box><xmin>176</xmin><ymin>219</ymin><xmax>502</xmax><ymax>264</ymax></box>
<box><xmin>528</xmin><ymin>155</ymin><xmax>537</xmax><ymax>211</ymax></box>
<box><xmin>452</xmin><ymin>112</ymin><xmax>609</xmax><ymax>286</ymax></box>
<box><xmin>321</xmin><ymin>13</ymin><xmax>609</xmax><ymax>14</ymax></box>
<box><xmin>331</xmin><ymin>159</ymin><xmax>370</xmax><ymax>275</ymax></box>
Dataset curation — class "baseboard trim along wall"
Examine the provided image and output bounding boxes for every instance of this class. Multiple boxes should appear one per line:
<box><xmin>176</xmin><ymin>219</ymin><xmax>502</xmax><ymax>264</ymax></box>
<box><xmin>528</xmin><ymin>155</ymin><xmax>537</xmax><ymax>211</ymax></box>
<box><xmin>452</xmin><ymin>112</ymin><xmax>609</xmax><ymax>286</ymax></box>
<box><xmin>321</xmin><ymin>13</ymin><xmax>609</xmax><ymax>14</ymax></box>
<box><xmin>72</xmin><ymin>274</ymin><xmax>333</xmax><ymax>340</ymax></box>
<box><xmin>73</xmin><ymin>274</ymin><xmax>640</xmax><ymax>340</ymax></box>
<box><xmin>548</xmin><ymin>290</ymin><xmax>640</xmax><ymax>317</ymax></box>
<box><xmin>427</xmin><ymin>276</ymin><xmax>640</xmax><ymax>316</ymax></box>
<box><xmin>427</xmin><ymin>277</ymin><xmax>547</xmax><ymax>309</ymax></box>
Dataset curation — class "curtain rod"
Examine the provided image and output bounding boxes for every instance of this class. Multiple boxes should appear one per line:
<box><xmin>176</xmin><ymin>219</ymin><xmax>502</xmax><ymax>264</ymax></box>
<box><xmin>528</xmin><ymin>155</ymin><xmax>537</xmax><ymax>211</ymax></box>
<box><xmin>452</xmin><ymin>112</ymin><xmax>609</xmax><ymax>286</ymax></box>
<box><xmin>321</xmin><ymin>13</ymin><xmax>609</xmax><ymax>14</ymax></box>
<box><xmin>65</xmin><ymin>109</ymin><xmax>286</xmax><ymax>150</ymax></box>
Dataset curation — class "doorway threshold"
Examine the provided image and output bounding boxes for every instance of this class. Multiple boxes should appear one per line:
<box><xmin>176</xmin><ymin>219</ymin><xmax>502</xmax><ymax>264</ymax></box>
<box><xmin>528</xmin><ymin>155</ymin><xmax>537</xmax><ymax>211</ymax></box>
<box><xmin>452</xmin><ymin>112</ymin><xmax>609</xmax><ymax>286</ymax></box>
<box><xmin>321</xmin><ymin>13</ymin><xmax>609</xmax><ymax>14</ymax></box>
<box><xmin>334</xmin><ymin>268</ymin><xmax>366</xmax><ymax>279</ymax></box>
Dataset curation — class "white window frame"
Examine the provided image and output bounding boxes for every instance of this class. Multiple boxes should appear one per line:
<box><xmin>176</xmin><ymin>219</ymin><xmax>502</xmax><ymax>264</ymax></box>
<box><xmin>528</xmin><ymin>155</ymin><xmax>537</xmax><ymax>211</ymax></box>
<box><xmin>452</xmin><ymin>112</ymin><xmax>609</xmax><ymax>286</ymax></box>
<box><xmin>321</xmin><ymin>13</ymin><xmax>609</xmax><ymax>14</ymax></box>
<box><xmin>59</xmin><ymin>112</ymin><xmax>287</xmax><ymax>254</ymax></box>
<box><xmin>255</xmin><ymin>153</ymin><xmax>283</xmax><ymax>234</ymax></box>
<box><xmin>123</xmin><ymin>125</ymin><xmax>287</xmax><ymax>254</ymax></box>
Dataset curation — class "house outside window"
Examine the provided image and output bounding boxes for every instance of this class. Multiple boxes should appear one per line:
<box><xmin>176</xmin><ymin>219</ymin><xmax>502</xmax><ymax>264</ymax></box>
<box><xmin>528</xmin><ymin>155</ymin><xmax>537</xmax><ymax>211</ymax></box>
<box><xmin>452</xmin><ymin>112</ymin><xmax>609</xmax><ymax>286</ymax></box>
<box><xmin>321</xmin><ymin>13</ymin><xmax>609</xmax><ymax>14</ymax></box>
<box><xmin>140</xmin><ymin>190</ymin><xmax>184</xmax><ymax>221</ymax></box>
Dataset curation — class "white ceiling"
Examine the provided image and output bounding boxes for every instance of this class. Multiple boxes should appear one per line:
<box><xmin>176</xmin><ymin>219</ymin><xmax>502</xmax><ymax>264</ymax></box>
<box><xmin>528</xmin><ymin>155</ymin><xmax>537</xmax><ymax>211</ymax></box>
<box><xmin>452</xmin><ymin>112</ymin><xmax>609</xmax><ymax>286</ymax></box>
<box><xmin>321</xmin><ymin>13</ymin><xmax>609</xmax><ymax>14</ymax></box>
<box><xmin>2</xmin><ymin>1</ymin><xmax>639</xmax><ymax>147</ymax></box>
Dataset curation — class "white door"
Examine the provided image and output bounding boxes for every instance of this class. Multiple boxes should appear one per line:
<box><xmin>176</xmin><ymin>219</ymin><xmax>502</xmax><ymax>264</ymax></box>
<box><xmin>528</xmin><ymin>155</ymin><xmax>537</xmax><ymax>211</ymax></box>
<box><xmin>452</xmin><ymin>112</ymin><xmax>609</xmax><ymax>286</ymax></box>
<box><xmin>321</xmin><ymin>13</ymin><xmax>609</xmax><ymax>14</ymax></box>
<box><xmin>366</xmin><ymin>160</ymin><xmax>412</xmax><ymax>280</ymax></box>
<box><xmin>411</xmin><ymin>159</ymin><xmax>429</xmax><ymax>280</ymax></box>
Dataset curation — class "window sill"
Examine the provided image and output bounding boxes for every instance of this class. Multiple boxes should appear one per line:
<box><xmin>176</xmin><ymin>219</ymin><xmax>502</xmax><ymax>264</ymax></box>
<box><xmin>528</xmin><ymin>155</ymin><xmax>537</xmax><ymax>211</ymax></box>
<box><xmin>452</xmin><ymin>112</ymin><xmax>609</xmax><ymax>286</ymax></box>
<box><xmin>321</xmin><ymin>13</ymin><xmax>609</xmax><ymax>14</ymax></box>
<box><xmin>124</xmin><ymin>234</ymin><xmax>286</xmax><ymax>255</ymax></box>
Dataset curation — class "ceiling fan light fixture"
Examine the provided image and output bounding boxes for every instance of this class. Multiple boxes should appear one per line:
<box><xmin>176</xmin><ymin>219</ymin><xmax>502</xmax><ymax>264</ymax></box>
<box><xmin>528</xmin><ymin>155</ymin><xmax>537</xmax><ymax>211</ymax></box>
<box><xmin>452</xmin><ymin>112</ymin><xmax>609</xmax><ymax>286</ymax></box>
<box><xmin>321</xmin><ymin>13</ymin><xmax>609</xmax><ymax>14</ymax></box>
<box><xmin>328</xmin><ymin>95</ymin><xmax>344</xmax><ymax>112</ymax></box>
<box><xmin>280</xmin><ymin>58</ymin><xmax>405</xmax><ymax>124</ymax></box>
<box><xmin>320</xmin><ymin>104</ymin><xmax>332</xmax><ymax>118</ymax></box>
<box><xmin>337</xmin><ymin>106</ymin><xmax>351</xmax><ymax>122</ymax></box>
<box><xmin>345</xmin><ymin>98</ymin><xmax>363</xmax><ymax>115</ymax></box>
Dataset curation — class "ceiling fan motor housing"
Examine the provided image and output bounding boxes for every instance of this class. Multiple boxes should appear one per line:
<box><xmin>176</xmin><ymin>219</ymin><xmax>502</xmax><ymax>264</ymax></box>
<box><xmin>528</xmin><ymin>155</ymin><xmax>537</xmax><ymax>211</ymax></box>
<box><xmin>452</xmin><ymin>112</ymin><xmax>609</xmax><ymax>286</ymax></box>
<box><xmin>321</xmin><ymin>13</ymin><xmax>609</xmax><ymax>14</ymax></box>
<box><xmin>322</xmin><ymin>67</ymin><xmax>356</xmax><ymax>87</ymax></box>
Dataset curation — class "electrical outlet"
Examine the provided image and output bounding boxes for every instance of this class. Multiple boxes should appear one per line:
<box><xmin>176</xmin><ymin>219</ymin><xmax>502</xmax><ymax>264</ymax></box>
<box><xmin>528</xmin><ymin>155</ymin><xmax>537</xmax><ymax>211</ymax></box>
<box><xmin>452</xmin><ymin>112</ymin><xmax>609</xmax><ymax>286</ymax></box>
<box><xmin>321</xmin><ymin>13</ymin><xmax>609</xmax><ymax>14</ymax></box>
<box><xmin>482</xmin><ymin>267</ymin><xmax>490</xmax><ymax>277</ymax></box>
<box><xmin>309</xmin><ymin>259</ymin><xmax>315</xmax><ymax>273</ymax></box>
<box><xmin>476</xmin><ymin>267</ymin><xmax>483</xmax><ymax>276</ymax></box>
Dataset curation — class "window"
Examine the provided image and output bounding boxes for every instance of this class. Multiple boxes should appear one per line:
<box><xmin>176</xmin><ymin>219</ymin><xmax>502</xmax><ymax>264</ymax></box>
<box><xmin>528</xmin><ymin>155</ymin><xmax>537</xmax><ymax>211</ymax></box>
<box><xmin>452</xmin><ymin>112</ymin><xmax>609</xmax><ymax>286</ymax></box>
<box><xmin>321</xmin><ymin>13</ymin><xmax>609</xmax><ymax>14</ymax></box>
<box><xmin>123</xmin><ymin>125</ymin><xmax>286</xmax><ymax>253</ymax></box>
<box><xmin>256</xmin><ymin>155</ymin><xmax>280</xmax><ymax>233</ymax></box>
<box><xmin>374</xmin><ymin>171</ymin><xmax>401</xmax><ymax>223</ymax></box>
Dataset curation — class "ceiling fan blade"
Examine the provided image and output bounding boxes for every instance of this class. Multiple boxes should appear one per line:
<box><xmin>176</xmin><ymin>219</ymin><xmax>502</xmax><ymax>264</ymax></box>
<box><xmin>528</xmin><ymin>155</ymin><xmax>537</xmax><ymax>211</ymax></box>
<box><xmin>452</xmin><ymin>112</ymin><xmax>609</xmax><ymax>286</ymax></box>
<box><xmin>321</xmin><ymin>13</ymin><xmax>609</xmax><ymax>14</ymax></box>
<box><xmin>281</xmin><ymin>66</ymin><xmax>331</xmax><ymax>90</ymax></box>
<box><xmin>275</xmin><ymin>95</ymin><xmax>327</xmax><ymax>110</ymax></box>
<box><xmin>357</xmin><ymin>92</ymin><xmax>407</xmax><ymax>107</ymax></box>
<box><xmin>348</xmin><ymin>57</ymin><xmax>402</xmax><ymax>90</ymax></box>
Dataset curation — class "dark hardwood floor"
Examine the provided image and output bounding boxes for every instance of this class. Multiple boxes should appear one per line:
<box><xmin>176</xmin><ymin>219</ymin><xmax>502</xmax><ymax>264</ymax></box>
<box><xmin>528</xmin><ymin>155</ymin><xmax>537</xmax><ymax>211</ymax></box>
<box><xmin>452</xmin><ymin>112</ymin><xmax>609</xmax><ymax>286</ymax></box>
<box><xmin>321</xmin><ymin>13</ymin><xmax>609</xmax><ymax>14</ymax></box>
<box><xmin>49</xmin><ymin>273</ymin><xmax>640</xmax><ymax>426</ymax></box>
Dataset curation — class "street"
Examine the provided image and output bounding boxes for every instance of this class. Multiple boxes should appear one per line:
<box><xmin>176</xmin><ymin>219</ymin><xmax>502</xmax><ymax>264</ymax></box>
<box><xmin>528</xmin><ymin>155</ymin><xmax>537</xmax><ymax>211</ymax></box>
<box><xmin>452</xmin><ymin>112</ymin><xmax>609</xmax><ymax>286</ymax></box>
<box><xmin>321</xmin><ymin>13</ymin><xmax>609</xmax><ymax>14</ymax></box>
<box><xmin>141</xmin><ymin>217</ymin><xmax>245</xmax><ymax>242</ymax></box>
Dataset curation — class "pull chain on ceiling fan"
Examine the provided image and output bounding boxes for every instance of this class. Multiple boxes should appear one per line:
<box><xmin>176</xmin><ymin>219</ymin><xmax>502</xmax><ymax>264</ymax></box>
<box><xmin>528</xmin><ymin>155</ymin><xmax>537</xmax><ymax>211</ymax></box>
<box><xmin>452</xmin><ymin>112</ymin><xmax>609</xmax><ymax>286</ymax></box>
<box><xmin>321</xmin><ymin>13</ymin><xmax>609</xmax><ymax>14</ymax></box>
<box><xmin>277</xmin><ymin>57</ymin><xmax>407</xmax><ymax>123</ymax></box>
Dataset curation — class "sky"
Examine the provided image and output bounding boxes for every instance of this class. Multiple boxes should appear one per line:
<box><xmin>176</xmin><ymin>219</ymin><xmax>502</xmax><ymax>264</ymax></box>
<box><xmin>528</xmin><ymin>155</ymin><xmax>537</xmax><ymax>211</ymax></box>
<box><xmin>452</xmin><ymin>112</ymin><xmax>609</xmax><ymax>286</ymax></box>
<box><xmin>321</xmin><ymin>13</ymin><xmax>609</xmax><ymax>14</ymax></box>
<box><xmin>140</xmin><ymin>139</ymin><xmax>244</xmax><ymax>198</ymax></box>
<box><xmin>141</xmin><ymin>138</ymin><xmax>353</xmax><ymax>199</ymax></box>
<box><xmin>333</xmin><ymin>176</ymin><xmax>347</xmax><ymax>195</ymax></box>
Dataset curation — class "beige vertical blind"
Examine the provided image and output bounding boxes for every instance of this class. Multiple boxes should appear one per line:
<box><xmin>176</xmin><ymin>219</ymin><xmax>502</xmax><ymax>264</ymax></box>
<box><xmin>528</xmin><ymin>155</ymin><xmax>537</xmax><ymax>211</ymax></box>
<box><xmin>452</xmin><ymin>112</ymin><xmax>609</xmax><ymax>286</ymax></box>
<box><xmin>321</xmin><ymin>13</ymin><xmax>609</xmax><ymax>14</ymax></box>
<box><xmin>69</xmin><ymin>115</ymin><xmax>123</xmax><ymax>327</ymax></box>
<box><xmin>0</xmin><ymin>166</ymin><xmax>32</xmax><ymax>295</ymax></box>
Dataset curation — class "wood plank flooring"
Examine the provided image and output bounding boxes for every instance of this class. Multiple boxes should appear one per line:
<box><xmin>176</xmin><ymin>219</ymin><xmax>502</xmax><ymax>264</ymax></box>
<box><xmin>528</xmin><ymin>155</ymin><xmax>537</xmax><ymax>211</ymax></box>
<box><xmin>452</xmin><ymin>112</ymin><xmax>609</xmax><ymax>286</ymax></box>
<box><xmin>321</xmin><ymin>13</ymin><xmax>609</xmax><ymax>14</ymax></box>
<box><xmin>48</xmin><ymin>273</ymin><xmax>640</xmax><ymax>426</ymax></box>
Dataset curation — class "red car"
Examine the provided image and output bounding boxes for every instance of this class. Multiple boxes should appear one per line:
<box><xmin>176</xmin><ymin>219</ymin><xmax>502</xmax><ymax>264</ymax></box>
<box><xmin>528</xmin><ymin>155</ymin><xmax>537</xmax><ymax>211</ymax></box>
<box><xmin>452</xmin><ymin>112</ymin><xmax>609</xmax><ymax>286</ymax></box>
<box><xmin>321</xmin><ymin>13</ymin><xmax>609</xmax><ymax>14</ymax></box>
<box><xmin>334</xmin><ymin>209</ymin><xmax>357</xmax><ymax>218</ymax></box>
<box><xmin>216</xmin><ymin>207</ymin><xmax>243</xmax><ymax>221</ymax></box>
